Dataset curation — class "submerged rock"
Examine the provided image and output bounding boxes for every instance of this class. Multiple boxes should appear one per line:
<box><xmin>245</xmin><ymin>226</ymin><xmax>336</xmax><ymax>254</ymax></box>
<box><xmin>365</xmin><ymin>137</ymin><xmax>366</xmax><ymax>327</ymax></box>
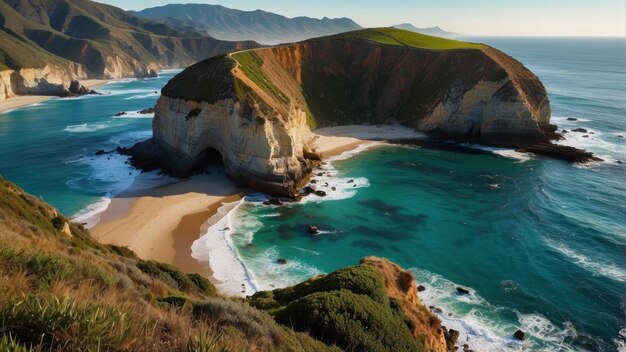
<box><xmin>566</xmin><ymin>117</ymin><xmax>578</xmax><ymax>121</ymax></box>
<box><xmin>307</xmin><ymin>225</ymin><xmax>320</xmax><ymax>234</ymax></box>
<box><xmin>572</xmin><ymin>128</ymin><xmax>588</xmax><ymax>133</ymax></box>
<box><xmin>276</xmin><ymin>258</ymin><xmax>288</xmax><ymax>265</ymax></box>
<box><xmin>456</xmin><ymin>286</ymin><xmax>470</xmax><ymax>295</ymax></box>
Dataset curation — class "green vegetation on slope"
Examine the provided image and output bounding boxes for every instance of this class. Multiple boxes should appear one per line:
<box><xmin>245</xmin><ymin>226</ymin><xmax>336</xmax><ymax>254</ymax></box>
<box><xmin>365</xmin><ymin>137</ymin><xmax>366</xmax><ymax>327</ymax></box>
<box><xmin>310</xmin><ymin>27</ymin><xmax>484</xmax><ymax>50</ymax></box>
<box><xmin>0</xmin><ymin>176</ymin><xmax>337</xmax><ymax>351</ymax></box>
<box><xmin>0</xmin><ymin>175</ymin><xmax>439</xmax><ymax>351</ymax></box>
<box><xmin>250</xmin><ymin>265</ymin><xmax>426</xmax><ymax>352</ymax></box>
<box><xmin>0</xmin><ymin>0</ymin><xmax>259</xmax><ymax>76</ymax></box>
<box><xmin>232</xmin><ymin>51</ymin><xmax>289</xmax><ymax>104</ymax></box>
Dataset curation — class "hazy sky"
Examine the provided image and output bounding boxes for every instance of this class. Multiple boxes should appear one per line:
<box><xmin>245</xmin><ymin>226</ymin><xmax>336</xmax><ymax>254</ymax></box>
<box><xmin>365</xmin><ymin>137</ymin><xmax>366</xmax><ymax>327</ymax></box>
<box><xmin>100</xmin><ymin>0</ymin><xmax>625</xmax><ymax>37</ymax></box>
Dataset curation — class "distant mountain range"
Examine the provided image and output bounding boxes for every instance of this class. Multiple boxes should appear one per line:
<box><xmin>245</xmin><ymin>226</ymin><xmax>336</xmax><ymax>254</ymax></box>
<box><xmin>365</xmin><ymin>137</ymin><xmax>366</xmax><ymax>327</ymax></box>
<box><xmin>0</xmin><ymin>0</ymin><xmax>259</xmax><ymax>98</ymax></box>
<box><xmin>392</xmin><ymin>23</ymin><xmax>459</xmax><ymax>37</ymax></box>
<box><xmin>130</xmin><ymin>4</ymin><xmax>362</xmax><ymax>44</ymax></box>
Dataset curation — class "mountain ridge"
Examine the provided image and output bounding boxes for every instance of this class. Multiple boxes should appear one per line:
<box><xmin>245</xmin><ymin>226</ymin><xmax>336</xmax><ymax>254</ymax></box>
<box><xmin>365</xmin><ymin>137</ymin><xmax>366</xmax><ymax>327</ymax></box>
<box><xmin>131</xmin><ymin>3</ymin><xmax>362</xmax><ymax>44</ymax></box>
<box><xmin>0</xmin><ymin>0</ymin><xmax>260</xmax><ymax>99</ymax></box>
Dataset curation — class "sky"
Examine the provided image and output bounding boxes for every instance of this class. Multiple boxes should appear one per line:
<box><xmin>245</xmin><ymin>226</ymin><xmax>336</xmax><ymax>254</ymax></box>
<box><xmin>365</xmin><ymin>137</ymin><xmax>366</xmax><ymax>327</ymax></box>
<box><xmin>100</xmin><ymin>0</ymin><xmax>626</xmax><ymax>37</ymax></box>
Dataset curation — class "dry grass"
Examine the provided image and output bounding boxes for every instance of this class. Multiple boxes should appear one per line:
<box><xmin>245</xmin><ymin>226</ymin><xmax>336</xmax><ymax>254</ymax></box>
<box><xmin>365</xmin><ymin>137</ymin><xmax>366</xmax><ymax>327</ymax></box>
<box><xmin>0</xmin><ymin>178</ymin><xmax>337</xmax><ymax>352</ymax></box>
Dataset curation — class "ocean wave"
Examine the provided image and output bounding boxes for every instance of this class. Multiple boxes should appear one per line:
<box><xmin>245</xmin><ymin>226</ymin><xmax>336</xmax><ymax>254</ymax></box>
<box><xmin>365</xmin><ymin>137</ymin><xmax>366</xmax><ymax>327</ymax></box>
<box><xmin>112</xmin><ymin>111</ymin><xmax>154</xmax><ymax>119</ymax></box>
<box><xmin>410</xmin><ymin>267</ymin><xmax>580</xmax><ymax>351</ymax></box>
<box><xmin>191</xmin><ymin>199</ymin><xmax>259</xmax><ymax>297</ymax></box>
<box><xmin>298</xmin><ymin>143</ymin><xmax>376</xmax><ymax>204</ymax></box>
<box><xmin>71</xmin><ymin>196</ymin><xmax>111</xmax><ymax>228</ymax></box>
<box><xmin>63</xmin><ymin>123</ymin><xmax>109</xmax><ymax>133</ymax></box>
<box><xmin>124</xmin><ymin>92</ymin><xmax>159</xmax><ymax>100</ymax></box>
<box><xmin>460</xmin><ymin>143</ymin><xmax>534</xmax><ymax>162</ymax></box>
<box><xmin>545</xmin><ymin>239</ymin><xmax>626</xmax><ymax>282</ymax></box>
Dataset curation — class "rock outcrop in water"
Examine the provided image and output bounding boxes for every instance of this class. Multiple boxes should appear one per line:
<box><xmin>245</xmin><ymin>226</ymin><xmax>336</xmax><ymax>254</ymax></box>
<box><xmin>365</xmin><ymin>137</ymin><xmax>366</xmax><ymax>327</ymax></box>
<box><xmin>129</xmin><ymin>28</ymin><xmax>596</xmax><ymax>196</ymax></box>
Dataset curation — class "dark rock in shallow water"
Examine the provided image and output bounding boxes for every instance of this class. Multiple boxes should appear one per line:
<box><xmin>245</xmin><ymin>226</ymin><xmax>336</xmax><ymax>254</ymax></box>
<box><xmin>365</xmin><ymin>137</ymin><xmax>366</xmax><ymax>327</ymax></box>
<box><xmin>417</xmin><ymin>285</ymin><xmax>426</xmax><ymax>292</ymax></box>
<box><xmin>561</xmin><ymin>130</ymin><xmax>568</xmax><ymax>134</ymax></box>
<box><xmin>138</xmin><ymin>107</ymin><xmax>155</xmax><ymax>114</ymax></box>
<box><xmin>302</xmin><ymin>186</ymin><xmax>316</xmax><ymax>195</ymax></box>
<box><xmin>347</xmin><ymin>179</ymin><xmax>354</xmax><ymax>183</ymax></box>
<box><xmin>516</xmin><ymin>143</ymin><xmax>601</xmax><ymax>163</ymax></box>
<box><xmin>513</xmin><ymin>329</ymin><xmax>525</xmax><ymax>341</ymax></box>
<box><xmin>276</xmin><ymin>258</ymin><xmax>287</xmax><ymax>265</ymax></box>
<box><xmin>68</xmin><ymin>80</ymin><xmax>98</xmax><ymax>96</ymax></box>
<box><xmin>331</xmin><ymin>186</ymin><xmax>336</xmax><ymax>191</ymax></box>
<box><xmin>572</xmin><ymin>128</ymin><xmax>588</xmax><ymax>133</ymax></box>
<box><xmin>619</xmin><ymin>135</ymin><xmax>624</xmax><ymax>138</ymax></box>
<box><xmin>263</xmin><ymin>198</ymin><xmax>283</xmax><ymax>206</ymax></box>
<box><xmin>443</xmin><ymin>327</ymin><xmax>460</xmax><ymax>351</ymax></box>
<box><xmin>313</xmin><ymin>190</ymin><xmax>327</xmax><ymax>197</ymax></box>
<box><xmin>582</xmin><ymin>135</ymin><xmax>589</xmax><ymax>138</ymax></box>
<box><xmin>310</xmin><ymin>179</ymin><xmax>317</xmax><ymax>184</ymax></box>
<box><xmin>307</xmin><ymin>225</ymin><xmax>320</xmax><ymax>234</ymax></box>
<box><xmin>567</xmin><ymin>117</ymin><xmax>578</xmax><ymax>121</ymax></box>
<box><xmin>456</xmin><ymin>286</ymin><xmax>470</xmax><ymax>295</ymax></box>
<box><xmin>115</xmin><ymin>111</ymin><xmax>127</xmax><ymax>117</ymax></box>
<box><xmin>95</xmin><ymin>149</ymin><xmax>105</xmax><ymax>155</ymax></box>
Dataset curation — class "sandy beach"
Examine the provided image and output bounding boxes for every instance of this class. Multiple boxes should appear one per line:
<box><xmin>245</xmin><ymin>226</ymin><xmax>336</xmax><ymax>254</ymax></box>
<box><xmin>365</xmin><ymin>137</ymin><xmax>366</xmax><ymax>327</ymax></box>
<box><xmin>90</xmin><ymin>124</ymin><xmax>424</xmax><ymax>284</ymax></box>
<box><xmin>311</xmin><ymin>124</ymin><xmax>426</xmax><ymax>156</ymax></box>
<box><xmin>0</xmin><ymin>79</ymin><xmax>109</xmax><ymax>113</ymax></box>
<box><xmin>91</xmin><ymin>172</ymin><xmax>243</xmax><ymax>276</ymax></box>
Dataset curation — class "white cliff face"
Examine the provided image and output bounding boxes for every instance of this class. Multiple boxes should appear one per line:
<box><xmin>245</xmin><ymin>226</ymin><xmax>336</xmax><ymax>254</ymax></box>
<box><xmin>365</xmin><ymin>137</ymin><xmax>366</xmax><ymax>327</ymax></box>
<box><xmin>0</xmin><ymin>64</ymin><xmax>87</xmax><ymax>101</ymax></box>
<box><xmin>416</xmin><ymin>79</ymin><xmax>551</xmax><ymax>144</ymax></box>
<box><xmin>153</xmin><ymin>95</ymin><xmax>313</xmax><ymax>195</ymax></box>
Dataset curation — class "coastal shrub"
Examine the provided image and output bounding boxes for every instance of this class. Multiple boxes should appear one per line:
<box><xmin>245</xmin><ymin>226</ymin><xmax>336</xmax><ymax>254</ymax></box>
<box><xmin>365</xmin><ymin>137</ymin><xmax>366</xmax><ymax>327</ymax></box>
<box><xmin>193</xmin><ymin>298</ymin><xmax>279</xmax><ymax>340</ymax></box>
<box><xmin>0</xmin><ymin>248</ymin><xmax>76</xmax><ymax>288</ymax></box>
<box><xmin>137</xmin><ymin>260</ymin><xmax>215</xmax><ymax>294</ymax></box>
<box><xmin>256</xmin><ymin>265</ymin><xmax>389</xmax><ymax>308</ymax></box>
<box><xmin>107</xmin><ymin>244</ymin><xmax>138</xmax><ymax>259</ymax></box>
<box><xmin>50</xmin><ymin>216</ymin><xmax>64</xmax><ymax>230</ymax></box>
<box><xmin>0</xmin><ymin>295</ymin><xmax>133</xmax><ymax>350</ymax></box>
<box><xmin>158</xmin><ymin>295</ymin><xmax>190</xmax><ymax>308</ymax></box>
<box><xmin>274</xmin><ymin>290</ymin><xmax>422</xmax><ymax>352</ymax></box>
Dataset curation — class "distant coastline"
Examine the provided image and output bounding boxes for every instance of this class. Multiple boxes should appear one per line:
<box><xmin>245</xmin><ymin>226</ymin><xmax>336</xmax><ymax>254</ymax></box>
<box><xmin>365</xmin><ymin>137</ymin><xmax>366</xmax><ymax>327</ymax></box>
<box><xmin>0</xmin><ymin>79</ymin><xmax>110</xmax><ymax>114</ymax></box>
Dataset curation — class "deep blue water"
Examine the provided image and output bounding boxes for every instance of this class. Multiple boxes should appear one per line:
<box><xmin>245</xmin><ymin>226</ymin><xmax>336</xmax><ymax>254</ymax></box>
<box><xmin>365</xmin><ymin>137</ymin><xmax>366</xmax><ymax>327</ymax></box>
<box><xmin>225</xmin><ymin>38</ymin><xmax>626</xmax><ymax>351</ymax></box>
<box><xmin>0</xmin><ymin>39</ymin><xmax>624</xmax><ymax>351</ymax></box>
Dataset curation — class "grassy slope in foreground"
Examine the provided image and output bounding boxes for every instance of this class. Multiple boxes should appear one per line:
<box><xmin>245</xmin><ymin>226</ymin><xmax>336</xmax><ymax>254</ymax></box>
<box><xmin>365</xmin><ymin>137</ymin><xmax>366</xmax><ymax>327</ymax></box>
<box><xmin>0</xmin><ymin>176</ymin><xmax>442</xmax><ymax>351</ymax></box>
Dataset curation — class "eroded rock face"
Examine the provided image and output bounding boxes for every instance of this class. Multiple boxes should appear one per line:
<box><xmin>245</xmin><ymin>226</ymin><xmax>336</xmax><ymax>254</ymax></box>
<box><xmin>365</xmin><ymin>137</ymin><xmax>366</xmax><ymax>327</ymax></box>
<box><xmin>0</xmin><ymin>64</ymin><xmax>87</xmax><ymax>99</ymax></box>
<box><xmin>131</xmin><ymin>35</ymin><xmax>564</xmax><ymax>195</ymax></box>
<box><xmin>150</xmin><ymin>95</ymin><xmax>314</xmax><ymax>196</ymax></box>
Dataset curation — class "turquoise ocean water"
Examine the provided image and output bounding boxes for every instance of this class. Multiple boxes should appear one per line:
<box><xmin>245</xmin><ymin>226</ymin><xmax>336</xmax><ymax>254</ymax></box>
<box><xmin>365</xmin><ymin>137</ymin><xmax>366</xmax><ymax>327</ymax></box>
<box><xmin>0</xmin><ymin>39</ymin><xmax>624</xmax><ymax>351</ymax></box>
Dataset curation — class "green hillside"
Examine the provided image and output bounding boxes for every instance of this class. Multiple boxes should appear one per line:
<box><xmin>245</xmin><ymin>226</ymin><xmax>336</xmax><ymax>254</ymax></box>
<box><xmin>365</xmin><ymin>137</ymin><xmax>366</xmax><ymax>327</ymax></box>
<box><xmin>0</xmin><ymin>0</ymin><xmax>259</xmax><ymax>77</ymax></box>
<box><xmin>309</xmin><ymin>27</ymin><xmax>484</xmax><ymax>50</ymax></box>
<box><xmin>0</xmin><ymin>176</ymin><xmax>443</xmax><ymax>351</ymax></box>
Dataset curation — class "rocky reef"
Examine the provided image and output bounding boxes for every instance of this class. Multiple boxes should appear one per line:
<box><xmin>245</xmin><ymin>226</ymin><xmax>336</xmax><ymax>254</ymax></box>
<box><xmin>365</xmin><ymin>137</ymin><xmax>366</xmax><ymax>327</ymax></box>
<box><xmin>128</xmin><ymin>28</ymin><xmax>597</xmax><ymax>196</ymax></box>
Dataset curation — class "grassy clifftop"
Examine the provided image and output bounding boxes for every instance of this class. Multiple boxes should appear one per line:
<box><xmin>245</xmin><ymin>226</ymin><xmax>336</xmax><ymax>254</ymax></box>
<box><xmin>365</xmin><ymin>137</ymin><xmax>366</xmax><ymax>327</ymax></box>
<box><xmin>0</xmin><ymin>176</ymin><xmax>443</xmax><ymax>351</ymax></box>
<box><xmin>309</xmin><ymin>27</ymin><xmax>484</xmax><ymax>50</ymax></box>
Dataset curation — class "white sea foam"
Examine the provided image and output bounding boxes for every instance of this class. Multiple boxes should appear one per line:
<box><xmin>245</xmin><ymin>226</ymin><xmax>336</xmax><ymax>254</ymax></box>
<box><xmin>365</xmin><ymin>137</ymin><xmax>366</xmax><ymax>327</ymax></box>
<box><xmin>460</xmin><ymin>143</ymin><xmax>534</xmax><ymax>162</ymax></box>
<box><xmin>63</xmin><ymin>123</ymin><xmax>109</xmax><ymax>133</ymax></box>
<box><xmin>298</xmin><ymin>142</ymin><xmax>377</xmax><ymax>203</ymax></box>
<box><xmin>112</xmin><ymin>111</ymin><xmax>154</xmax><ymax>119</ymax></box>
<box><xmin>191</xmin><ymin>199</ymin><xmax>259</xmax><ymax>296</ymax></box>
<box><xmin>410</xmin><ymin>267</ymin><xmax>580</xmax><ymax>351</ymax></box>
<box><xmin>71</xmin><ymin>196</ymin><xmax>111</xmax><ymax>228</ymax></box>
<box><xmin>124</xmin><ymin>92</ymin><xmax>159</xmax><ymax>100</ymax></box>
<box><xmin>545</xmin><ymin>239</ymin><xmax>626</xmax><ymax>282</ymax></box>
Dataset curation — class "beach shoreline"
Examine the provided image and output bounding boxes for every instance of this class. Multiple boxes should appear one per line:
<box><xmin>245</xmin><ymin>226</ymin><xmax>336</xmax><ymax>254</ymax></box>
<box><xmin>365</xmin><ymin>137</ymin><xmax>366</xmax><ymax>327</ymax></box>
<box><xmin>0</xmin><ymin>79</ymin><xmax>110</xmax><ymax>113</ymax></box>
<box><xmin>88</xmin><ymin>123</ymin><xmax>424</xmax><ymax>289</ymax></box>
